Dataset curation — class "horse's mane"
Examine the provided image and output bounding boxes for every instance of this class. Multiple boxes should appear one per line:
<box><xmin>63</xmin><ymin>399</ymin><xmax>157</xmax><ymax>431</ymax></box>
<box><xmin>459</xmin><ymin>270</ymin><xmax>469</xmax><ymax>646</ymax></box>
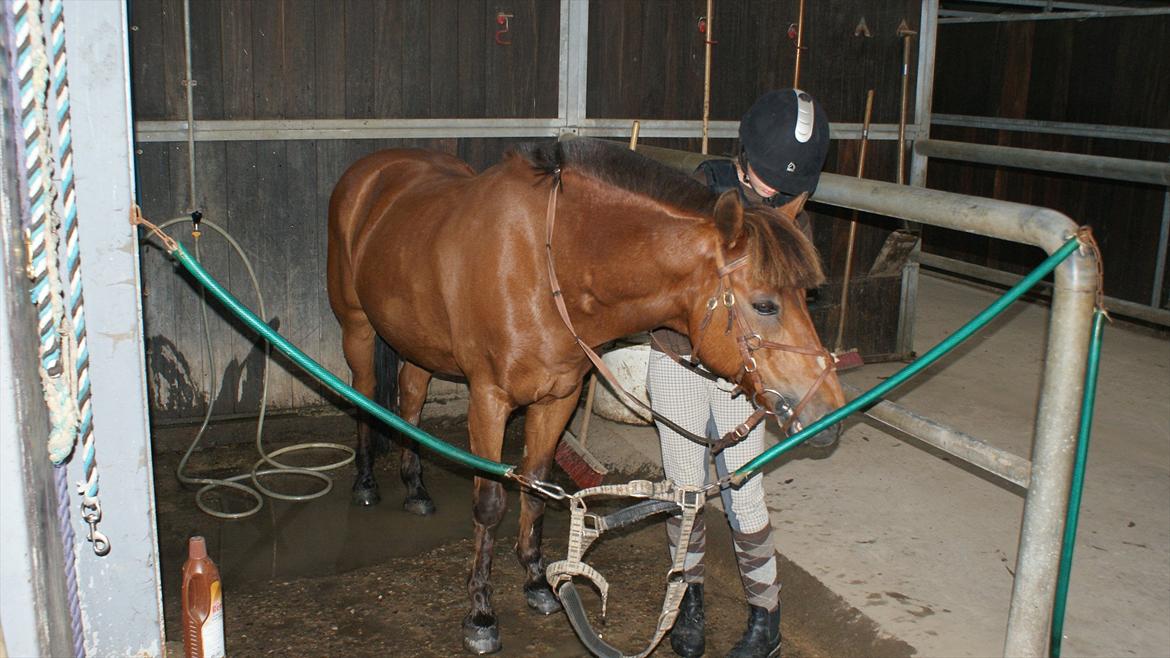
<box><xmin>512</xmin><ymin>139</ymin><xmax>823</xmax><ymax>289</ymax></box>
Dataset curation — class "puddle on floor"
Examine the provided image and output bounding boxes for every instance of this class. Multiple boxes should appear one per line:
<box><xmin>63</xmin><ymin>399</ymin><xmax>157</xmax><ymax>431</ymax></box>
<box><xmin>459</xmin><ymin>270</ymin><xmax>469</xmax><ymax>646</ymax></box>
<box><xmin>152</xmin><ymin>412</ymin><xmax>911</xmax><ymax>657</ymax></box>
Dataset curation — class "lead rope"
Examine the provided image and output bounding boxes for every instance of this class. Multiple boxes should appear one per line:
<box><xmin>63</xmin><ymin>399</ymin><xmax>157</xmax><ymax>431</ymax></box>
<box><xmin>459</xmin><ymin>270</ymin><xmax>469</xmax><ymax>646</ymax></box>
<box><xmin>7</xmin><ymin>0</ymin><xmax>89</xmax><ymax>655</ymax></box>
<box><xmin>43</xmin><ymin>0</ymin><xmax>108</xmax><ymax>556</ymax></box>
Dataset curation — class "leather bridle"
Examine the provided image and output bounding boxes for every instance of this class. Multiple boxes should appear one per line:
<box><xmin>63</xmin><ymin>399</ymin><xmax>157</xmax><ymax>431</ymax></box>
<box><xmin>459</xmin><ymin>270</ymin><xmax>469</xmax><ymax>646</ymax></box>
<box><xmin>542</xmin><ymin>174</ymin><xmax>836</xmax><ymax>454</ymax></box>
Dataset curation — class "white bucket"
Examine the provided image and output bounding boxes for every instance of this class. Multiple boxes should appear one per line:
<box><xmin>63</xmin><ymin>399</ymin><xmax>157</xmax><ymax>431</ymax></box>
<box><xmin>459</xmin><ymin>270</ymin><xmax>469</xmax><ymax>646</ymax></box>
<box><xmin>592</xmin><ymin>344</ymin><xmax>653</xmax><ymax>425</ymax></box>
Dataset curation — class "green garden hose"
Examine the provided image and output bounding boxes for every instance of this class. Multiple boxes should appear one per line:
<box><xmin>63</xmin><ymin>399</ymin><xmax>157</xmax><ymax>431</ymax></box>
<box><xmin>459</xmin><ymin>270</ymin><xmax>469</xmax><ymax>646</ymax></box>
<box><xmin>1049</xmin><ymin>308</ymin><xmax>1106</xmax><ymax>658</ymax></box>
<box><xmin>169</xmin><ymin>242</ymin><xmax>515</xmax><ymax>479</ymax></box>
<box><xmin>733</xmin><ymin>235</ymin><xmax>1084</xmax><ymax>482</ymax></box>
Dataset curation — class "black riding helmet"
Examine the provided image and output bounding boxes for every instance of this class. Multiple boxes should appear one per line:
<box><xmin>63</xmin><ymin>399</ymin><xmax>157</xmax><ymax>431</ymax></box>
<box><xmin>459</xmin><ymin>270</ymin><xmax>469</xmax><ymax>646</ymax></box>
<box><xmin>738</xmin><ymin>89</ymin><xmax>830</xmax><ymax>205</ymax></box>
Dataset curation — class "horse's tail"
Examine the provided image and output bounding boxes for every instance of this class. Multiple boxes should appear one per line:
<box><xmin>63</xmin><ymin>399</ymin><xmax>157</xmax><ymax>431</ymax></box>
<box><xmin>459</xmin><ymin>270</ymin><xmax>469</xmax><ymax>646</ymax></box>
<box><xmin>371</xmin><ymin>334</ymin><xmax>399</xmax><ymax>456</ymax></box>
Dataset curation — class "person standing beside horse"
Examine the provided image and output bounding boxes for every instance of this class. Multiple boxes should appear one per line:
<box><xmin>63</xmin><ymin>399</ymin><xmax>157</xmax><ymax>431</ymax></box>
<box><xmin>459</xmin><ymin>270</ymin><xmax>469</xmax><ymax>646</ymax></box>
<box><xmin>648</xmin><ymin>89</ymin><xmax>833</xmax><ymax>658</ymax></box>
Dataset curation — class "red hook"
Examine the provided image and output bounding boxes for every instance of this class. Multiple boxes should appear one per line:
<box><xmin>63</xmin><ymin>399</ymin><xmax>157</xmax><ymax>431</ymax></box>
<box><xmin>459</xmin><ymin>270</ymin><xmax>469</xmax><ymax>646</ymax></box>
<box><xmin>495</xmin><ymin>13</ymin><xmax>513</xmax><ymax>45</ymax></box>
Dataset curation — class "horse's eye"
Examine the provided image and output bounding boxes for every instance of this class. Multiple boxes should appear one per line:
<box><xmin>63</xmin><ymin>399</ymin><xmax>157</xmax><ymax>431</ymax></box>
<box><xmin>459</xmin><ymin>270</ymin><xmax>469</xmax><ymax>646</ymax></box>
<box><xmin>752</xmin><ymin>300</ymin><xmax>779</xmax><ymax>316</ymax></box>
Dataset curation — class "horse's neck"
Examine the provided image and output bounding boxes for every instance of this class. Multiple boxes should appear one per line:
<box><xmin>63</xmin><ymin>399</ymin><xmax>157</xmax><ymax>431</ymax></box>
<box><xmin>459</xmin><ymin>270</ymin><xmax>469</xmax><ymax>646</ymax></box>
<box><xmin>556</xmin><ymin>182</ymin><xmax>712</xmax><ymax>345</ymax></box>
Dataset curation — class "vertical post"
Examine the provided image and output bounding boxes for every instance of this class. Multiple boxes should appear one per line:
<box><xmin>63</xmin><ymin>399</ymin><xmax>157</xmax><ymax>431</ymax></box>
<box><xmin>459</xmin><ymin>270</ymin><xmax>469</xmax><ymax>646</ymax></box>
<box><xmin>63</xmin><ymin>0</ymin><xmax>164</xmax><ymax>654</ymax></box>
<box><xmin>561</xmin><ymin>0</ymin><xmax>589</xmax><ymax>133</ymax></box>
<box><xmin>898</xmin><ymin>0</ymin><xmax>939</xmax><ymax>360</ymax></box>
<box><xmin>701</xmin><ymin>0</ymin><xmax>713</xmax><ymax>154</ymax></box>
<box><xmin>1004</xmin><ymin>247</ymin><xmax>1099</xmax><ymax>656</ymax></box>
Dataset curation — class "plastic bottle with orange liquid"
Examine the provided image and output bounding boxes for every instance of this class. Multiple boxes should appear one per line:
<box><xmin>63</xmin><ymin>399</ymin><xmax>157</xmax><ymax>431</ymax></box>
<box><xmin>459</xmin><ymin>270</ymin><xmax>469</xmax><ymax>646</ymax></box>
<box><xmin>181</xmin><ymin>536</ymin><xmax>225</xmax><ymax>658</ymax></box>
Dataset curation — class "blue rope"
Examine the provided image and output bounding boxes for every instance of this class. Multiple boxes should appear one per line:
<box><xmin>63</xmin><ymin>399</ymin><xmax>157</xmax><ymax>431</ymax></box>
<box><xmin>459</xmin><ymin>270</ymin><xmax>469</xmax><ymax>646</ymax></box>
<box><xmin>54</xmin><ymin>464</ymin><xmax>85</xmax><ymax>658</ymax></box>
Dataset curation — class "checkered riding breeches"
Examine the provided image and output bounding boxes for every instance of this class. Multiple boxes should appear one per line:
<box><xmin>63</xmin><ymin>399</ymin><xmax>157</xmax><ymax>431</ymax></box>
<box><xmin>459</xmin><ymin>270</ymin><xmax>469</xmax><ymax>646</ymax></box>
<box><xmin>646</xmin><ymin>350</ymin><xmax>770</xmax><ymax>534</ymax></box>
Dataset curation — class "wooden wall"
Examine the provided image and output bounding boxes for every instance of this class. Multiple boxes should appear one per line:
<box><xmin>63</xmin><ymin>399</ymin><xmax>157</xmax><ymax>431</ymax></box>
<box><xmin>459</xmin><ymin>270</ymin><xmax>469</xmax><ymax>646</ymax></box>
<box><xmin>928</xmin><ymin>16</ymin><xmax>1170</xmax><ymax>308</ymax></box>
<box><xmin>130</xmin><ymin>0</ymin><xmax>920</xmax><ymax>420</ymax></box>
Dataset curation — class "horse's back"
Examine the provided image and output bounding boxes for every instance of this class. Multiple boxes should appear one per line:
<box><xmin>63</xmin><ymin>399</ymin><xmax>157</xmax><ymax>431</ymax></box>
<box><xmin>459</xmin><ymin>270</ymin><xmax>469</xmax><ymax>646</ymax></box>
<box><xmin>328</xmin><ymin>149</ymin><xmax>475</xmax><ymax>255</ymax></box>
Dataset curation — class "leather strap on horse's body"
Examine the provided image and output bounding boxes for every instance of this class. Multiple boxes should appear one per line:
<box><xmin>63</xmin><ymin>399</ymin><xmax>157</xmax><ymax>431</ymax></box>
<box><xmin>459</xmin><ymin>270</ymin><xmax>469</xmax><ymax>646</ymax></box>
<box><xmin>542</xmin><ymin>176</ymin><xmax>836</xmax><ymax>454</ymax></box>
<box><xmin>542</xmin><ymin>178</ymin><xmax>746</xmax><ymax>452</ymax></box>
<box><xmin>546</xmin><ymin>480</ymin><xmax>705</xmax><ymax>658</ymax></box>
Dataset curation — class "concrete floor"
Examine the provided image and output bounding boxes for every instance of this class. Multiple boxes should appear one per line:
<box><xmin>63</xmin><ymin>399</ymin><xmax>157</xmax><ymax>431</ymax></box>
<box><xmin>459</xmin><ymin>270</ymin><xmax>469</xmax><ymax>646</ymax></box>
<box><xmin>583</xmin><ymin>273</ymin><xmax>1170</xmax><ymax>658</ymax></box>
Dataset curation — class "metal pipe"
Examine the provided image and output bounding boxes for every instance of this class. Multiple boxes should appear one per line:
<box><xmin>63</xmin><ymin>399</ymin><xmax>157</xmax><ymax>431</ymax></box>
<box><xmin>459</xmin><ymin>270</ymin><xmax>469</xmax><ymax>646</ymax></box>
<box><xmin>701</xmin><ymin>0</ymin><xmax>713</xmax><ymax>154</ymax></box>
<box><xmin>919</xmin><ymin>252</ymin><xmax>1170</xmax><ymax>327</ymax></box>
<box><xmin>932</xmin><ymin>114</ymin><xmax>1170</xmax><ymax>144</ymax></box>
<box><xmin>1154</xmin><ymin>171</ymin><xmax>1169</xmax><ymax>308</ymax></box>
<box><xmin>940</xmin><ymin>6</ymin><xmax>1170</xmax><ymax>23</ymax></box>
<box><xmin>916</xmin><ymin>138</ymin><xmax>1170</xmax><ymax>186</ymax></box>
<box><xmin>134</xmin><ymin>118</ymin><xmax>925</xmax><ymax>143</ymax></box>
<box><xmin>842</xmin><ymin>383</ymin><xmax>1031</xmax><ymax>488</ymax></box>
<box><xmin>814</xmin><ymin>172</ymin><xmax>1078</xmax><ymax>254</ymax></box>
<box><xmin>181</xmin><ymin>0</ymin><xmax>197</xmax><ymax>212</ymax></box>
<box><xmin>1005</xmin><ymin>245</ymin><xmax>1098</xmax><ymax>657</ymax></box>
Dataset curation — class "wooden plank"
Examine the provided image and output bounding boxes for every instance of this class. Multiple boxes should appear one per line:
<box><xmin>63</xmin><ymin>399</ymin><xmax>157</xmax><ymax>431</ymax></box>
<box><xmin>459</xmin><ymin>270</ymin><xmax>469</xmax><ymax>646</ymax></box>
<box><xmin>159</xmin><ymin>0</ymin><xmax>185</xmax><ymax>120</ymax></box>
<box><xmin>128</xmin><ymin>0</ymin><xmax>166</xmax><ymax>119</ymax></box>
<box><xmin>429</xmin><ymin>0</ymin><xmax>459</xmax><ymax>117</ymax></box>
<box><xmin>283</xmin><ymin>0</ymin><xmax>318</xmax><ymax>119</ymax></box>
<box><xmin>314</xmin><ymin>0</ymin><xmax>347</xmax><ymax>118</ymax></box>
<box><xmin>368</xmin><ymin>0</ymin><xmax>402</xmax><ymax>118</ymax></box>
<box><xmin>219</xmin><ymin>0</ymin><xmax>254</xmax><ymax>119</ymax></box>
<box><xmin>166</xmin><ymin>142</ymin><xmax>208</xmax><ymax>418</ymax></box>
<box><xmin>136</xmin><ymin>144</ymin><xmax>186</xmax><ymax>421</ymax></box>
<box><xmin>316</xmin><ymin>140</ymin><xmax>350</xmax><ymax>387</ymax></box>
<box><xmin>190</xmin><ymin>142</ymin><xmax>236</xmax><ymax>416</ymax></box>
<box><xmin>250</xmin><ymin>0</ymin><xmax>284</xmax><ymax>120</ymax></box>
<box><xmin>188</xmin><ymin>0</ymin><xmax>224</xmax><ymax>120</ymax></box>
<box><xmin>284</xmin><ymin>140</ymin><xmax>325</xmax><ymax>407</ymax></box>
<box><xmin>401</xmin><ymin>0</ymin><xmax>432</xmax><ymax>117</ymax></box>
<box><xmin>456</xmin><ymin>0</ymin><xmax>487</xmax><ymax>118</ymax></box>
<box><xmin>343</xmin><ymin>0</ymin><xmax>374</xmax><ymax>118</ymax></box>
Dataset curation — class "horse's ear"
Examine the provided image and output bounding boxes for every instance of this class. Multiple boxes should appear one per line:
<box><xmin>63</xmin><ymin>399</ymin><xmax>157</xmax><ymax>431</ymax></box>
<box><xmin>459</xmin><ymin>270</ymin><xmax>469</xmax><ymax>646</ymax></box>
<box><xmin>714</xmin><ymin>189</ymin><xmax>744</xmax><ymax>248</ymax></box>
<box><xmin>777</xmin><ymin>191</ymin><xmax>810</xmax><ymax>218</ymax></box>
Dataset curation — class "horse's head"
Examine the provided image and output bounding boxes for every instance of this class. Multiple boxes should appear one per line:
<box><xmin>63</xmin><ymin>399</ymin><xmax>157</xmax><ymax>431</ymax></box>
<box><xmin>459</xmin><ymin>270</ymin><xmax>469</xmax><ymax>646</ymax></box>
<box><xmin>687</xmin><ymin>191</ymin><xmax>846</xmax><ymax>438</ymax></box>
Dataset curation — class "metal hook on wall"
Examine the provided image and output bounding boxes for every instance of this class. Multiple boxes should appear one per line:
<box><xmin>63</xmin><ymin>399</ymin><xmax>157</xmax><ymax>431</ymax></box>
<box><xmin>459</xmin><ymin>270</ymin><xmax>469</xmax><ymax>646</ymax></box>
<box><xmin>495</xmin><ymin>12</ymin><xmax>513</xmax><ymax>45</ymax></box>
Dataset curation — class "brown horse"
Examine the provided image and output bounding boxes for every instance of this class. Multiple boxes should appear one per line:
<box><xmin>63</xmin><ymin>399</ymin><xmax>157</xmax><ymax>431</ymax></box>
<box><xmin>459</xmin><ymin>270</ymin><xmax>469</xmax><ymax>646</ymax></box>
<box><xmin>326</xmin><ymin>138</ymin><xmax>845</xmax><ymax>653</ymax></box>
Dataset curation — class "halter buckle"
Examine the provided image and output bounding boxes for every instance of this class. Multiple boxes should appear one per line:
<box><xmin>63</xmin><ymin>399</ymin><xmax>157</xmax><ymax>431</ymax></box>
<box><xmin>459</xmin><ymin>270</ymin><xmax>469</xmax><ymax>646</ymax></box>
<box><xmin>722</xmin><ymin>291</ymin><xmax>736</xmax><ymax>307</ymax></box>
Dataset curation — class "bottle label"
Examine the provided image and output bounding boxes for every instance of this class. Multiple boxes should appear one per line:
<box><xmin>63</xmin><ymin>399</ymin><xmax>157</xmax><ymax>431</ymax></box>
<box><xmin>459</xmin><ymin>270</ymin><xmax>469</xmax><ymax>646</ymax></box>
<box><xmin>201</xmin><ymin>580</ymin><xmax>226</xmax><ymax>658</ymax></box>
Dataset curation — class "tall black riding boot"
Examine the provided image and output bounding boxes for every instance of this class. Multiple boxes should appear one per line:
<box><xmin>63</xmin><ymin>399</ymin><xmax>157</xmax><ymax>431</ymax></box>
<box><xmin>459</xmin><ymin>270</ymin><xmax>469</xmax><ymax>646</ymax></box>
<box><xmin>670</xmin><ymin>583</ymin><xmax>705</xmax><ymax>657</ymax></box>
<box><xmin>727</xmin><ymin>604</ymin><xmax>782</xmax><ymax>658</ymax></box>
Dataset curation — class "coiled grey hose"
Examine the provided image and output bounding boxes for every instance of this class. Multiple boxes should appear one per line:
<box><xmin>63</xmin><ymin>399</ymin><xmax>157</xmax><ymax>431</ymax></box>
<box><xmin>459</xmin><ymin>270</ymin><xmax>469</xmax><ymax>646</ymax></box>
<box><xmin>157</xmin><ymin>217</ymin><xmax>354</xmax><ymax>519</ymax></box>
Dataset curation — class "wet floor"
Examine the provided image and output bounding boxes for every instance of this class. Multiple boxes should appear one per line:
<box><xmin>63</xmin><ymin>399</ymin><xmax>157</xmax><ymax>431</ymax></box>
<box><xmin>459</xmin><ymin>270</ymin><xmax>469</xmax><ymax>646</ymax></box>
<box><xmin>152</xmin><ymin>412</ymin><xmax>908</xmax><ymax>657</ymax></box>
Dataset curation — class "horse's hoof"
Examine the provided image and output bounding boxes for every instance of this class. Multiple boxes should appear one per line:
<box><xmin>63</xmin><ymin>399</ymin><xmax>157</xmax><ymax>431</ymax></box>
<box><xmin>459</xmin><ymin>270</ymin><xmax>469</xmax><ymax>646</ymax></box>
<box><xmin>461</xmin><ymin>614</ymin><xmax>501</xmax><ymax>654</ymax></box>
<box><xmin>525</xmin><ymin>585</ymin><xmax>562</xmax><ymax>615</ymax></box>
<box><xmin>403</xmin><ymin>494</ymin><xmax>436</xmax><ymax>516</ymax></box>
<box><xmin>352</xmin><ymin>486</ymin><xmax>381</xmax><ymax>507</ymax></box>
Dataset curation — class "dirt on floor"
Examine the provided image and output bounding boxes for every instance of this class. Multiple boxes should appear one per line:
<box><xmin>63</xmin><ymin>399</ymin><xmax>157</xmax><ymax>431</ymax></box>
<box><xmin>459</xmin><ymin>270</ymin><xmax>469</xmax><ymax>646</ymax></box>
<box><xmin>152</xmin><ymin>412</ymin><xmax>914</xmax><ymax>658</ymax></box>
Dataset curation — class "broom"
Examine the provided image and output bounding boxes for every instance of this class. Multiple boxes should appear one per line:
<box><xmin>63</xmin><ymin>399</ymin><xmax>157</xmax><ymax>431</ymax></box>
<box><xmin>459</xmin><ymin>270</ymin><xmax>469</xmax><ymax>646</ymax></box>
<box><xmin>554</xmin><ymin>121</ymin><xmax>646</xmax><ymax>487</ymax></box>
<box><xmin>555</xmin><ymin>374</ymin><xmax>609</xmax><ymax>488</ymax></box>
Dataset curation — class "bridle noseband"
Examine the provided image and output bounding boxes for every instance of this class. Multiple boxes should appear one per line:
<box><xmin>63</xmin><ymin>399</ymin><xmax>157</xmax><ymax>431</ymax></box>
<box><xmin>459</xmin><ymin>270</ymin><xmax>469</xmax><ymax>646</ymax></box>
<box><xmin>543</xmin><ymin>175</ymin><xmax>836</xmax><ymax>454</ymax></box>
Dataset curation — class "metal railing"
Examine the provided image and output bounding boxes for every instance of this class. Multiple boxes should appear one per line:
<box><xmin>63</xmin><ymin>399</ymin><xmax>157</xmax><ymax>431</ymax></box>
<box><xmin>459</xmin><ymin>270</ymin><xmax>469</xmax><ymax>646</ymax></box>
<box><xmin>916</xmin><ymin>138</ymin><xmax>1170</xmax><ymax>321</ymax></box>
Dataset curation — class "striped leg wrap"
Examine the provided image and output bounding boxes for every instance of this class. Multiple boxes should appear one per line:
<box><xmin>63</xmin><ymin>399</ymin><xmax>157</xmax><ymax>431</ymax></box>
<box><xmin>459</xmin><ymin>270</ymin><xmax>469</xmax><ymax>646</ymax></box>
<box><xmin>667</xmin><ymin>510</ymin><xmax>707</xmax><ymax>583</ymax></box>
<box><xmin>732</xmin><ymin>525</ymin><xmax>781</xmax><ymax>612</ymax></box>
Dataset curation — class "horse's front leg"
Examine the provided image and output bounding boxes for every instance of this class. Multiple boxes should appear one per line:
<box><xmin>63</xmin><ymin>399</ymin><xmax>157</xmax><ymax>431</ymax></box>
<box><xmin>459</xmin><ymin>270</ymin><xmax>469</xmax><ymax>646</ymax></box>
<box><xmin>517</xmin><ymin>388</ymin><xmax>583</xmax><ymax>614</ymax></box>
<box><xmin>463</xmin><ymin>385</ymin><xmax>514</xmax><ymax>655</ymax></box>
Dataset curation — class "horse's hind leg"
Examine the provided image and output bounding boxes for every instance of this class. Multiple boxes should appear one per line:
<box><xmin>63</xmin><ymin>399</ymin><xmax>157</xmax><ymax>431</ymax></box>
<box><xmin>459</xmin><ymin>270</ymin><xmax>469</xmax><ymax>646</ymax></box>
<box><xmin>397</xmin><ymin>362</ymin><xmax>435</xmax><ymax>516</ymax></box>
<box><xmin>516</xmin><ymin>389</ymin><xmax>582</xmax><ymax>615</ymax></box>
<box><xmin>338</xmin><ymin>315</ymin><xmax>382</xmax><ymax>506</ymax></box>
<box><xmin>463</xmin><ymin>385</ymin><xmax>513</xmax><ymax>654</ymax></box>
